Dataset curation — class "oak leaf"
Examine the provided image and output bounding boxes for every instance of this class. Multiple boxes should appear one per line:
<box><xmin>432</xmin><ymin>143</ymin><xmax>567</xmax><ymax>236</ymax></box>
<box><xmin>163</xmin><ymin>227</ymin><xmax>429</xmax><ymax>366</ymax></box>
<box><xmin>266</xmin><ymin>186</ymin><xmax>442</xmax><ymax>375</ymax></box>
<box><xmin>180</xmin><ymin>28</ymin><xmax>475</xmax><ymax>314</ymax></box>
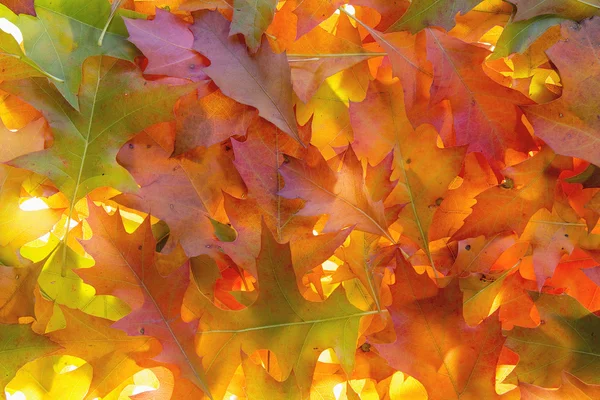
<box><xmin>15</xmin><ymin>0</ymin><xmax>141</xmax><ymax>108</ymax></box>
<box><xmin>504</xmin><ymin>292</ymin><xmax>600</xmax><ymax>387</ymax></box>
<box><xmin>231</xmin><ymin>0</ymin><xmax>277</xmax><ymax>52</ymax></box>
<box><xmin>0</xmin><ymin>323</ymin><xmax>59</xmax><ymax>392</ymax></box>
<box><xmin>174</xmin><ymin>89</ymin><xmax>257</xmax><ymax>155</ymax></box>
<box><xmin>189</xmin><ymin>221</ymin><xmax>374</xmax><ymax>399</ymax></box>
<box><xmin>520</xmin><ymin>371</ymin><xmax>600</xmax><ymax>399</ymax></box>
<box><xmin>1</xmin><ymin>56</ymin><xmax>195</xmax><ymax>206</ymax></box>
<box><xmin>426</xmin><ymin>28</ymin><xmax>535</xmax><ymax>165</ymax></box>
<box><xmin>114</xmin><ymin>125</ymin><xmax>245</xmax><ymax>255</ymax></box>
<box><xmin>509</xmin><ymin>0</ymin><xmax>600</xmax><ymax>22</ymax></box>
<box><xmin>124</xmin><ymin>8</ymin><xmax>209</xmax><ymax>81</ymax></box>
<box><xmin>189</xmin><ymin>10</ymin><xmax>302</xmax><ymax>144</ymax></box>
<box><xmin>0</xmin><ymin>0</ymin><xmax>35</xmax><ymax>15</ymax></box>
<box><xmin>0</xmin><ymin>117</ymin><xmax>46</xmax><ymax>163</ymax></box>
<box><xmin>387</xmin><ymin>0</ymin><xmax>480</xmax><ymax>33</ymax></box>
<box><xmin>452</xmin><ymin>146</ymin><xmax>571</xmax><ymax>241</ymax></box>
<box><xmin>522</xmin><ymin>18</ymin><xmax>600</xmax><ymax>165</ymax></box>
<box><xmin>373</xmin><ymin>253</ymin><xmax>511</xmax><ymax>400</ymax></box>
<box><xmin>279</xmin><ymin>145</ymin><xmax>392</xmax><ymax>241</ymax></box>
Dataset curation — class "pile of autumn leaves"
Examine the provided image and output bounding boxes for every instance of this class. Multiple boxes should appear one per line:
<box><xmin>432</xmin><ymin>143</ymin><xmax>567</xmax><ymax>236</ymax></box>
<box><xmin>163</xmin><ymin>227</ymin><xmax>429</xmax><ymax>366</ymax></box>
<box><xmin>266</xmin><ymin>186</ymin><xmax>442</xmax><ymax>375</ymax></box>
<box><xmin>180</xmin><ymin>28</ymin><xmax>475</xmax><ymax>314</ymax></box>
<box><xmin>1</xmin><ymin>0</ymin><xmax>600</xmax><ymax>399</ymax></box>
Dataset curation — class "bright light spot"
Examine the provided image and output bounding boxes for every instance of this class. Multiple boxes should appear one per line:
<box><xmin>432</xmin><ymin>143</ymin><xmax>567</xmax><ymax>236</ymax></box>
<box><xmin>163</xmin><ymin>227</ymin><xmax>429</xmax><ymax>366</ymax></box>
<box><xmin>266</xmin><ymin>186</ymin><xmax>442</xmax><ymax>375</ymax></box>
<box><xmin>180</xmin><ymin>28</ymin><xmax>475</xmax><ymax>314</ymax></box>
<box><xmin>229</xmin><ymin>396</ymin><xmax>238</xmax><ymax>400</ymax></box>
<box><xmin>104</xmin><ymin>204</ymin><xmax>116</xmax><ymax>213</ymax></box>
<box><xmin>0</xmin><ymin>18</ymin><xmax>23</xmax><ymax>44</ymax></box>
<box><xmin>322</xmin><ymin>260</ymin><xmax>339</xmax><ymax>271</ymax></box>
<box><xmin>59</xmin><ymin>364</ymin><xmax>79</xmax><ymax>374</ymax></box>
<box><xmin>333</xmin><ymin>382</ymin><xmax>344</xmax><ymax>400</ymax></box>
<box><xmin>20</xmin><ymin>197</ymin><xmax>49</xmax><ymax>211</ymax></box>
<box><xmin>6</xmin><ymin>391</ymin><xmax>26</xmax><ymax>400</ymax></box>
<box><xmin>312</xmin><ymin>229</ymin><xmax>319</xmax><ymax>236</ymax></box>
<box><xmin>343</xmin><ymin>5</ymin><xmax>356</xmax><ymax>15</ymax></box>
<box><xmin>68</xmin><ymin>218</ymin><xmax>78</xmax><ymax>230</ymax></box>
<box><xmin>131</xmin><ymin>385</ymin><xmax>156</xmax><ymax>396</ymax></box>
<box><xmin>38</xmin><ymin>232</ymin><xmax>50</xmax><ymax>243</ymax></box>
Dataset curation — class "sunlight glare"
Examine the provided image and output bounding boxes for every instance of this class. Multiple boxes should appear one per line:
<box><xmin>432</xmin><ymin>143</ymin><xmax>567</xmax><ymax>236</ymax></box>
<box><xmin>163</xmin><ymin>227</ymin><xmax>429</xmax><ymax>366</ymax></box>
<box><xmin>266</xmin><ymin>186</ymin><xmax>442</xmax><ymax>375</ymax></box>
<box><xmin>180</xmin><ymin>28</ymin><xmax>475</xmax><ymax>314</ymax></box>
<box><xmin>5</xmin><ymin>392</ymin><xmax>26</xmax><ymax>400</ymax></box>
<box><xmin>59</xmin><ymin>364</ymin><xmax>79</xmax><ymax>374</ymax></box>
<box><xmin>333</xmin><ymin>382</ymin><xmax>344</xmax><ymax>400</ymax></box>
<box><xmin>0</xmin><ymin>18</ymin><xmax>23</xmax><ymax>44</ymax></box>
<box><xmin>19</xmin><ymin>197</ymin><xmax>49</xmax><ymax>211</ymax></box>
<box><xmin>322</xmin><ymin>260</ymin><xmax>339</xmax><ymax>271</ymax></box>
<box><xmin>131</xmin><ymin>385</ymin><xmax>156</xmax><ymax>396</ymax></box>
<box><xmin>334</xmin><ymin>4</ymin><xmax>355</xmax><ymax>16</ymax></box>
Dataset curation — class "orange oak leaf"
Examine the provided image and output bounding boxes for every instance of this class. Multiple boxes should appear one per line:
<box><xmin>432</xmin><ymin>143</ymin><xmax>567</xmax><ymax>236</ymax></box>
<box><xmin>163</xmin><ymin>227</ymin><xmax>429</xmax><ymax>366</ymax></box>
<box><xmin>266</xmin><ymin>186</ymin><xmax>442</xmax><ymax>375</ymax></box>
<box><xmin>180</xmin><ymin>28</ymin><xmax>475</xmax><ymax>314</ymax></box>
<box><xmin>373</xmin><ymin>253</ymin><xmax>513</xmax><ymax>400</ymax></box>
<box><xmin>124</xmin><ymin>8</ymin><xmax>210</xmax><ymax>81</ymax></box>
<box><xmin>114</xmin><ymin>124</ymin><xmax>245</xmax><ymax>255</ymax></box>
<box><xmin>0</xmin><ymin>260</ymin><xmax>43</xmax><ymax>323</ymax></box>
<box><xmin>292</xmin><ymin>0</ymin><xmax>346</xmax><ymax>38</ymax></box>
<box><xmin>279</xmin><ymin>144</ymin><xmax>393</xmax><ymax>242</ymax></box>
<box><xmin>78</xmin><ymin>203</ymin><xmax>212</xmax><ymax>398</ymax></box>
<box><xmin>189</xmin><ymin>10</ymin><xmax>302</xmax><ymax>144</ymax></box>
<box><xmin>347</xmin><ymin>16</ymin><xmax>434</xmax><ymax>126</ymax></box>
<box><xmin>32</xmin><ymin>297</ymin><xmax>161</xmax><ymax>400</ymax></box>
<box><xmin>520</xmin><ymin>208</ymin><xmax>586</xmax><ymax>290</ymax></box>
<box><xmin>0</xmin><ymin>117</ymin><xmax>47</xmax><ymax>163</ymax></box>
<box><xmin>174</xmin><ymin>89</ymin><xmax>257</xmax><ymax>155</ymax></box>
<box><xmin>452</xmin><ymin>146</ymin><xmax>572</xmax><ymax>241</ymax></box>
<box><xmin>288</xmin><ymin>25</ymin><xmax>382</xmax><ymax>103</ymax></box>
<box><xmin>350</xmin><ymin>79</ymin><xmax>466</xmax><ymax>270</ymax></box>
<box><xmin>430</xmin><ymin>153</ymin><xmax>498</xmax><ymax>241</ymax></box>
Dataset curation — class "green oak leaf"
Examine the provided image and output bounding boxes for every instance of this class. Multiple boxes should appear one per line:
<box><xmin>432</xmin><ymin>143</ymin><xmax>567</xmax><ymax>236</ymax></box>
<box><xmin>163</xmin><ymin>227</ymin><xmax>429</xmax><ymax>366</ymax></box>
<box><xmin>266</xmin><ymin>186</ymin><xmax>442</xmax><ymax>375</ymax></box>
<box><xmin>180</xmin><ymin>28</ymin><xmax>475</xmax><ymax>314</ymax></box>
<box><xmin>492</xmin><ymin>15</ymin><xmax>564</xmax><ymax>59</ymax></box>
<box><xmin>190</xmin><ymin>221</ymin><xmax>377</xmax><ymax>400</ymax></box>
<box><xmin>387</xmin><ymin>0</ymin><xmax>480</xmax><ymax>33</ymax></box>
<box><xmin>504</xmin><ymin>293</ymin><xmax>600</xmax><ymax>387</ymax></box>
<box><xmin>0</xmin><ymin>55</ymin><xmax>195</xmax><ymax>208</ymax></box>
<box><xmin>0</xmin><ymin>323</ymin><xmax>60</xmax><ymax>390</ymax></box>
<box><xmin>16</xmin><ymin>0</ymin><xmax>143</xmax><ymax>109</ymax></box>
<box><xmin>230</xmin><ymin>0</ymin><xmax>277</xmax><ymax>52</ymax></box>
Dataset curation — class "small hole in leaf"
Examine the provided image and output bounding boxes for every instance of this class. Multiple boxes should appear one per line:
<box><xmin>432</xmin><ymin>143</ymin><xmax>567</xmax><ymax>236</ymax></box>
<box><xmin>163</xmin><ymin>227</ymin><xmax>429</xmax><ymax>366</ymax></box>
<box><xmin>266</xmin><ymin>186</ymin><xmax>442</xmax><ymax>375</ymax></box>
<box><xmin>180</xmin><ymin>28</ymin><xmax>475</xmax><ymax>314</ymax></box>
<box><xmin>465</xmin><ymin>245</ymin><xmax>471</xmax><ymax>251</ymax></box>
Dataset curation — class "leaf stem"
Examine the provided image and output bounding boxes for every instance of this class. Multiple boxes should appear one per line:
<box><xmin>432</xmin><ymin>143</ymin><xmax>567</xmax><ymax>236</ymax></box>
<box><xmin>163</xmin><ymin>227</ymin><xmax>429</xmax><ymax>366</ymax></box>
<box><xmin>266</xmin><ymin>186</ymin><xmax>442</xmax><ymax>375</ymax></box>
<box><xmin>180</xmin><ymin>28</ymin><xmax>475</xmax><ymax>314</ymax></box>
<box><xmin>199</xmin><ymin>309</ymin><xmax>386</xmax><ymax>334</ymax></box>
<box><xmin>287</xmin><ymin>52</ymin><xmax>387</xmax><ymax>58</ymax></box>
<box><xmin>98</xmin><ymin>0</ymin><xmax>124</xmax><ymax>46</ymax></box>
